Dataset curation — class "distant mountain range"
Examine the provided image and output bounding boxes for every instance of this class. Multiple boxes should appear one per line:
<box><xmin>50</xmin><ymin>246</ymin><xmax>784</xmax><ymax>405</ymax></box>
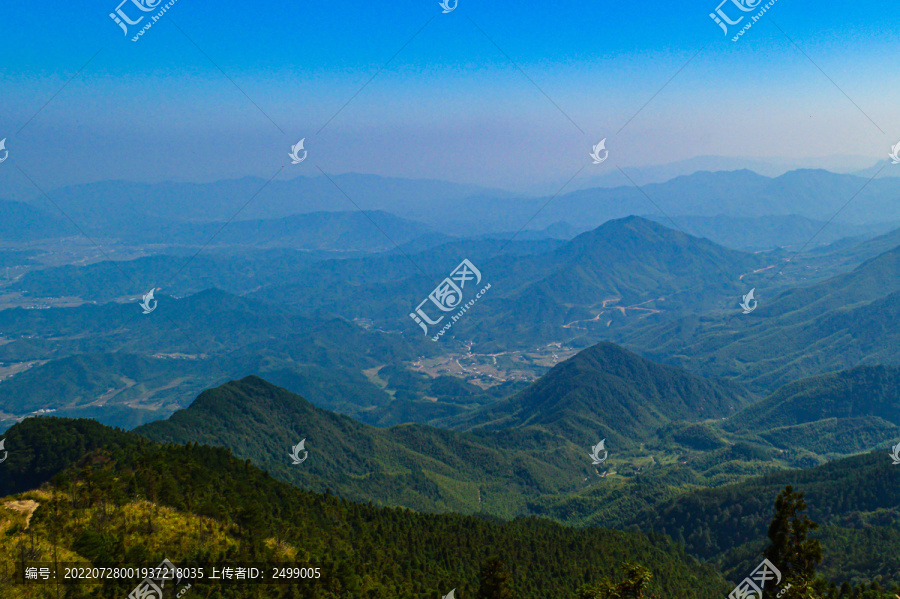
<box><xmin>255</xmin><ymin>216</ymin><xmax>771</xmax><ymax>349</ymax></box>
<box><xmin>413</xmin><ymin>169</ymin><xmax>900</xmax><ymax>234</ymax></box>
<box><xmin>553</xmin><ymin>154</ymin><xmax>893</xmax><ymax>194</ymax></box>
<box><xmin>6</xmin><ymin>212</ymin><xmax>900</xmax><ymax>428</ymax></box>
<box><xmin>19</xmin><ymin>174</ymin><xmax>506</xmax><ymax>226</ymax></box>
<box><xmin>8</xmin><ymin>168</ymin><xmax>900</xmax><ymax>244</ymax></box>
<box><xmin>640</xmin><ymin>214</ymin><xmax>892</xmax><ymax>251</ymax></box>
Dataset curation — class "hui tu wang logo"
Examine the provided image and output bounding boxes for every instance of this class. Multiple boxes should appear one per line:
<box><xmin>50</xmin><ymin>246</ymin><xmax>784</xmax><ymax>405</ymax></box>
<box><xmin>709</xmin><ymin>0</ymin><xmax>780</xmax><ymax>41</ymax></box>
<box><xmin>0</xmin><ymin>437</ymin><xmax>7</xmax><ymax>464</ymax></box>
<box><xmin>127</xmin><ymin>558</ymin><xmax>182</xmax><ymax>599</ymax></box>
<box><xmin>439</xmin><ymin>0</ymin><xmax>457</xmax><ymax>13</ymax></box>
<box><xmin>589</xmin><ymin>139</ymin><xmax>608</xmax><ymax>164</ymax></box>
<box><xmin>890</xmin><ymin>442</ymin><xmax>900</xmax><ymax>465</ymax></box>
<box><xmin>410</xmin><ymin>259</ymin><xmax>491</xmax><ymax>341</ymax></box>
<box><xmin>139</xmin><ymin>288</ymin><xmax>159</xmax><ymax>314</ymax></box>
<box><xmin>0</xmin><ymin>138</ymin><xmax>8</xmax><ymax>164</ymax></box>
<box><xmin>589</xmin><ymin>439</ymin><xmax>608</xmax><ymax>465</ymax></box>
<box><xmin>890</xmin><ymin>142</ymin><xmax>900</xmax><ymax>165</ymax></box>
<box><xmin>289</xmin><ymin>139</ymin><xmax>307</xmax><ymax>164</ymax></box>
<box><xmin>110</xmin><ymin>0</ymin><xmax>182</xmax><ymax>42</ymax></box>
<box><xmin>729</xmin><ymin>559</ymin><xmax>784</xmax><ymax>599</ymax></box>
<box><xmin>290</xmin><ymin>439</ymin><xmax>308</xmax><ymax>465</ymax></box>
<box><xmin>740</xmin><ymin>288</ymin><xmax>757</xmax><ymax>314</ymax></box>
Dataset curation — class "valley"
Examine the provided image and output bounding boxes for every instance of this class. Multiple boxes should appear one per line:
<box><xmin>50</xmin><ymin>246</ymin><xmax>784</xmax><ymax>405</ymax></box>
<box><xmin>2</xmin><ymin>170</ymin><xmax>900</xmax><ymax>599</ymax></box>
<box><xmin>5</xmin><ymin>6</ymin><xmax>900</xmax><ymax>596</ymax></box>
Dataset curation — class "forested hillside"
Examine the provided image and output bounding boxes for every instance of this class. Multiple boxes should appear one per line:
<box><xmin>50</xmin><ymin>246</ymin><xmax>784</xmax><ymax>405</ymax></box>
<box><xmin>448</xmin><ymin>342</ymin><xmax>752</xmax><ymax>439</ymax></box>
<box><xmin>0</xmin><ymin>416</ymin><xmax>729</xmax><ymax>599</ymax></box>
<box><xmin>620</xmin><ymin>452</ymin><xmax>900</xmax><ymax>586</ymax></box>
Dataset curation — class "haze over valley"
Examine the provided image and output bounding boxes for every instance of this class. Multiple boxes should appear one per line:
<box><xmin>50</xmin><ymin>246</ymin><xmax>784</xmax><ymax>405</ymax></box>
<box><xmin>2</xmin><ymin>1</ymin><xmax>900</xmax><ymax>597</ymax></box>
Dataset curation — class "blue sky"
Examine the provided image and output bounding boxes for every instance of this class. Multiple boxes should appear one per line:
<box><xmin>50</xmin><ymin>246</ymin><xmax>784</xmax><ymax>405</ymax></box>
<box><xmin>1</xmin><ymin>0</ymin><xmax>898</xmax><ymax>192</ymax></box>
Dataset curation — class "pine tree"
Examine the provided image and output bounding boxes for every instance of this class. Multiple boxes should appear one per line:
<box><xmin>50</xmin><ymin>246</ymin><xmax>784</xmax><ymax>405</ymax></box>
<box><xmin>477</xmin><ymin>556</ymin><xmax>514</xmax><ymax>599</ymax></box>
<box><xmin>764</xmin><ymin>485</ymin><xmax>823</xmax><ymax>599</ymax></box>
<box><xmin>576</xmin><ymin>563</ymin><xmax>657</xmax><ymax>599</ymax></box>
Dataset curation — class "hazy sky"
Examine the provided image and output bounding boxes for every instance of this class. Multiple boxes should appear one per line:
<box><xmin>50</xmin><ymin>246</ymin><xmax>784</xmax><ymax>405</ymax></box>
<box><xmin>1</xmin><ymin>0</ymin><xmax>898</xmax><ymax>193</ymax></box>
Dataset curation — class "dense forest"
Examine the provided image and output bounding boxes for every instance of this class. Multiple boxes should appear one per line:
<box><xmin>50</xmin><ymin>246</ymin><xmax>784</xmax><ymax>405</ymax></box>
<box><xmin>0</xmin><ymin>417</ymin><xmax>728</xmax><ymax>599</ymax></box>
<box><xmin>1</xmin><ymin>416</ymin><xmax>897</xmax><ymax>598</ymax></box>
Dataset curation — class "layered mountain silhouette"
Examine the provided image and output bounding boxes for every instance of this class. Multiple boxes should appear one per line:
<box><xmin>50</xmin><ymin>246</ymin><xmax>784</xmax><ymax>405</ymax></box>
<box><xmin>254</xmin><ymin>216</ymin><xmax>769</xmax><ymax>348</ymax></box>
<box><xmin>0</xmin><ymin>199</ymin><xmax>71</xmax><ymax>241</ymax></box>
<box><xmin>625</xmin><ymin>235</ymin><xmax>900</xmax><ymax>389</ymax></box>
<box><xmin>427</xmin><ymin>169</ymin><xmax>900</xmax><ymax>233</ymax></box>
<box><xmin>135</xmin><ymin>342</ymin><xmax>752</xmax><ymax>511</ymax></box>
<box><xmin>137</xmin><ymin>374</ymin><xmax>589</xmax><ymax>514</ymax></box>
<box><xmin>38</xmin><ymin>169</ymin><xmax>900</xmax><ymax>234</ymax></box>
<box><xmin>722</xmin><ymin>365</ymin><xmax>900</xmax><ymax>455</ymax></box>
<box><xmin>456</xmin><ymin>216</ymin><xmax>765</xmax><ymax>344</ymax></box>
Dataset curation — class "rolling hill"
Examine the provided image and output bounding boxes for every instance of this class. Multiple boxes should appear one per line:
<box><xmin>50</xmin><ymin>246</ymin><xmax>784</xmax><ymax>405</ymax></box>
<box><xmin>445</xmin><ymin>342</ymin><xmax>752</xmax><ymax>442</ymax></box>
<box><xmin>0</xmin><ymin>290</ymin><xmax>440</xmax><ymax>429</ymax></box>
<box><xmin>724</xmin><ymin>365</ymin><xmax>900</xmax><ymax>434</ymax></box>
<box><xmin>135</xmin><ymin>374</ymin><xmax>593</xmax><ymax>516</ymax></box>
<box><xmin>453</xmin><ymin>216</ymin><xmax>767</xmax><ymax>346</ymax></box>
<box><xmin>721</xmin><ymin>365</ymin><xmax>900</xmax><ymax>456</ymax></box>
<box><xmin>132</xmin><ymin>343</ymin><xmax>757</xmax><ymax>516</ymax></box>
<box><xmin>0</xmin><ymin>199</ymin><xmax>71</xmax><ymax>241</ymax></box>
<box><xmin>620</xmin><ymin>237</ymin><xmax>900</xmax><ymax>390</ymax></box>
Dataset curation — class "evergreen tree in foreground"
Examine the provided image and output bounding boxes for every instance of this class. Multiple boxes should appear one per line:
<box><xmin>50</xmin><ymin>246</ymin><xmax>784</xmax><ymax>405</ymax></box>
<box><xmin>575</xmin><ymin>562</ymin><xmax>658</xmax><ymax>599</ymax></box>
<box><xmin>764</xmin><ymin>485</ymin><xmax>823</xmax><ymax>599</ymax></box>
<box><xmin>478</xmin><ymin>556</ymin><xmax>514</xmax><ymax>599</ymax></box>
